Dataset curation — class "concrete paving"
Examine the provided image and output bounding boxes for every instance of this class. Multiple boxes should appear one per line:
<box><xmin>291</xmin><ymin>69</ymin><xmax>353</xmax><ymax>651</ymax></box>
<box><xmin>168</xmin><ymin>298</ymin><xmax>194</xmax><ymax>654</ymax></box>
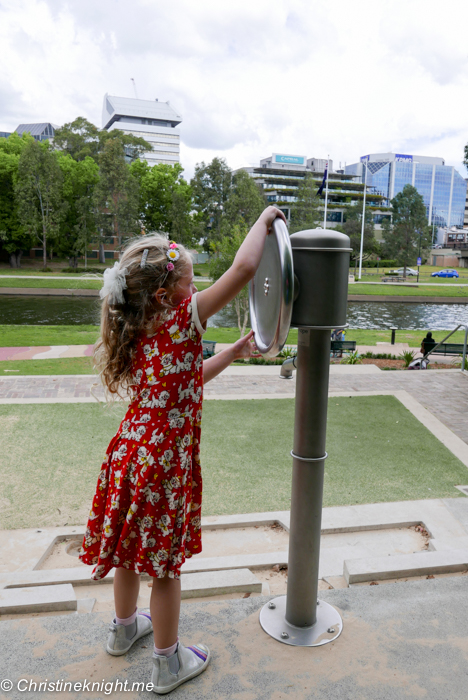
<box><xmin>1</xmin><ymin>367</ymin><xmax>468</xmax><ymax>694</ymax></box>
<box><xmin>1</xmin><ymin>579</ymin><xmax>468</xmax><ymax>699</ymax></box>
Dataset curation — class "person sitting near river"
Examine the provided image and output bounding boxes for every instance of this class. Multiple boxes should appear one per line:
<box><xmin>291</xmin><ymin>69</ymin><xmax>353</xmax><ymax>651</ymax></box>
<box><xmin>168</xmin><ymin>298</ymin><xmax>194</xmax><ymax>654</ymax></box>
<box><xmin>421</xmin><ymin>331</ymin><xmax>437</xmax><ymax>356</ymax></box>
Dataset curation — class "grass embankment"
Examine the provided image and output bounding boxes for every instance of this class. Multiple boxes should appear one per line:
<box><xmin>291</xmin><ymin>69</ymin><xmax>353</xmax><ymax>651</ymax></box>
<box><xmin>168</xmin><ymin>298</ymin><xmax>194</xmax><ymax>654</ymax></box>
<box><xmin>351</xmin><ymin>283</ymin><xmax>468</xmax><ymax>298</ymax></box>
<box><xmin>0</xmin><ymin>261</ymin><xmax>210</xmax><ymax>276</ymax></box>
<box><xmin>1</xmin><ymin>326</ymin><xmax>466</xmax><ymax>376</ymax></box>
<box><xmin>0</xmin><ymin>277</ymin><xmax>211</xmax><ymax>292</ymax></box>
<box><xmin>0</xmin><ymin>396</ymin><xmax>464</xmax><ymax>530</ymax></box>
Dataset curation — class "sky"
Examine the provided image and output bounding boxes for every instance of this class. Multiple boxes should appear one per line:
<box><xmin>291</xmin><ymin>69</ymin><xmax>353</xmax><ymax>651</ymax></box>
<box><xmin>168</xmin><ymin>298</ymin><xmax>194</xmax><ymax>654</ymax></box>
<box><xmin>1</xmin><ymin>0</ymin><xmax>468</xmax><ymax>180</ymax></box>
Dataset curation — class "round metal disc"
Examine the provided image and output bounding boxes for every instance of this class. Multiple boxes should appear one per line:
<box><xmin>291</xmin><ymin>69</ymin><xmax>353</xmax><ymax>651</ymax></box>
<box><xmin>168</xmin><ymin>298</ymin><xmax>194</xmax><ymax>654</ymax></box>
<box><xmin>249</xmin><ymin>218</ymin><xmax>294</xmax><ymax>358</ymax></box>
<box><xmin>259</xmin><ymin>596</ymin><xmax>343</xmax><ymax>647</ymax></box>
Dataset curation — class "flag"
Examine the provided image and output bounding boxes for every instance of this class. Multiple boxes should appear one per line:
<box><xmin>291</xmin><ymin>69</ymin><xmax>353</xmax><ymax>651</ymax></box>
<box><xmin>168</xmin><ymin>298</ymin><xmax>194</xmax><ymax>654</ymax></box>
<box><xmin>317</xmin><ymin>163</ymin><xmax>328</xmax><ymax>196</ymax></box>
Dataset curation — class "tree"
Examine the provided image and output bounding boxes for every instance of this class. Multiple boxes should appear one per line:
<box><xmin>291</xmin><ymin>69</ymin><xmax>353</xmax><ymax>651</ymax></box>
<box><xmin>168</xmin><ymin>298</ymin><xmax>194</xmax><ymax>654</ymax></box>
<box><xmin>340</xmin><ymin>204</ymin><xmax>375</xmax><ymax>275</ymax></box>
<box><xmin>289</xmin><ymin>174</ymin><xmax>322</xmax><ymax>233</ymax></box>
<box><xmin>382</xmin><ymin>184</ymin><xmax>432</xmax><ymax>278</ymax></box>
<box><xmin>224</xmin><ymin>169</ymin><xmax>266</xmax><ymax>228</ymax></box>
<box><xmin>93</xmin><ymin>138</ymin><xmax>141</xmax><ymax>261</ymax></box>
<box><xmin>0</xmin><ymin>133</ymin><xmax>35</xmax><ymax>268</ymax></box>
<box><xmin>57</xmin><ymin>153</ymin><xmax>100</xmax><ymax>268</ymax></box>
<box><xmin>131</xmin><ymin>161</ymin><xmax>194</xmax><ymax>245</ymax></box>
<box><xmin>53</xmin><ymin>117</ymin><xmax>101</xmax><ymax>162</ymax></box>
<box><xmin>209</xmin><ymin>223</ymin><xmax>250</xmax><ymax>337</ymax></box>
<box><xmin>15</xmin><ymin>140</ymin><xmax>65</xmax><ymax>268</ymax></box>
<box><xmin>191</xmin><ymin>158</ymin><xmax>232</xmax><ymax>249</ymax></box>
<box><xmin>54</xmin><ymin>117</ymin><xmax>152</xmax><ymax>163</ymax></box>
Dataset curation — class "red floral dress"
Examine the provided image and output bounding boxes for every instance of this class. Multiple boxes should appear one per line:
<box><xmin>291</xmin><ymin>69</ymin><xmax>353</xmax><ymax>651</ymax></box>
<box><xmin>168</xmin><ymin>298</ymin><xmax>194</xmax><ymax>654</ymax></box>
<box><xmin>79</xmin><ymin>295</ymin><xmax>205</xmax><ymax>580</ymax></box>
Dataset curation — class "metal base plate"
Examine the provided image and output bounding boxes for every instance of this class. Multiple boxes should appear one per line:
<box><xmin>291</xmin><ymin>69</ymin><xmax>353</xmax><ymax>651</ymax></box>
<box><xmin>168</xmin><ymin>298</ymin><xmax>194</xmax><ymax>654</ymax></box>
<box><xmin>259</xmin><ymin>596</ymin><xmax>343</xmax><ymax>647</ymax></box>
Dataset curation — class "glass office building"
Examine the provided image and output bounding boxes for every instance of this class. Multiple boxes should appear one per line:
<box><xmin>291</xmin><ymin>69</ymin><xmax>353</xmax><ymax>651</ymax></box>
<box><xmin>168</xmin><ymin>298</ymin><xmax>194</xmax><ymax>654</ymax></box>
<box><xmin>345</xmin><ymin>153</ymin><xmax>467</xmax><ymax>228</ymax></box>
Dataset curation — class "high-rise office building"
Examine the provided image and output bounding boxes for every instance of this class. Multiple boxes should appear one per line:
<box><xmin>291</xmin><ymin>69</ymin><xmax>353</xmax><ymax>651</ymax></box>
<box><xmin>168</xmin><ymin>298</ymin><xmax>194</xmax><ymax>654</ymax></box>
<box><xmin>345</xmin><ymin>153</ymin><xmax>467</xmax><ymax>228</ymax></box>
<box><xmin>102</xmin><ymin>95</ymin><xmax>181</xmax><ymax>166</ymax></box>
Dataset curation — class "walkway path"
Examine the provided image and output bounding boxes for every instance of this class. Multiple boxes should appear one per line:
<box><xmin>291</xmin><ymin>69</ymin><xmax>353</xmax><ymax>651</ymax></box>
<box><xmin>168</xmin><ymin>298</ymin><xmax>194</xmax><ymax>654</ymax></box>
<box><xmin>1</xmin><ymin>368</ymin><xmax>467</xmax><ymax>443</ymax></box>
<box><xmin>0</xmin><ymin>341</ymin><xmax>454</xmax><ymax>363</ymax></box>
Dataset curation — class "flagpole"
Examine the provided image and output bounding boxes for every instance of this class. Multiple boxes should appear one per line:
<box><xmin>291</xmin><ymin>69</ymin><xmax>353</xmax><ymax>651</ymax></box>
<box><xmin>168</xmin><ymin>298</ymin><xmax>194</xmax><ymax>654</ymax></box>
<box><xmin>358</xmin><ymin>158</ymin><xmax>368</xmax><ymax>280</ymax></box>
<box><xmin>323</xmin><ymin>157</ymin><xmax>329</xmax><ymax>229</ymax></box>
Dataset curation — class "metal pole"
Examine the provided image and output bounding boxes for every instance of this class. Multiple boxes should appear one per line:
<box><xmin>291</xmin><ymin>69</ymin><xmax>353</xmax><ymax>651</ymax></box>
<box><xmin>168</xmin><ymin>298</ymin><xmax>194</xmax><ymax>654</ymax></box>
<box><xmin>462</xmin><ymin>325</ymin><xmax>468</xmax><ymax>373</ymax></box>
<box><xmin>285</xmin><ymin>328</ymin><xmax>330</xmax><ymax>627</ymax></box>
<box><xmin>323</xmin><ymin>159</ymin><xmax>329</xmax><ymax>230</ymax></box>
<box><xmin>358</xmin><ymin>163</ymin><xmax>368</xmax><ymax>280</ymax></box>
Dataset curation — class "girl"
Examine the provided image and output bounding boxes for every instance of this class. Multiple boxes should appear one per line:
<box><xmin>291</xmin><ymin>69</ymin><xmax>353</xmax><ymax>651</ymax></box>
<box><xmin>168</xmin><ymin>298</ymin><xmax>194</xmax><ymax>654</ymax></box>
<box><xmin>79</xmin><ymin>205</ymin><xmax>286</xmax><ymax>694</ymax></box>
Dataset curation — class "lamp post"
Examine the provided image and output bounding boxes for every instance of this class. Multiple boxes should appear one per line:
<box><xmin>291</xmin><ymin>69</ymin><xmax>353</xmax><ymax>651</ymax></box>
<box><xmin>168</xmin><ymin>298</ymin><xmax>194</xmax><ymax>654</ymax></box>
<box><xmin>358</xmin><ymin>158</ymin><xmax>369</xmax><ymax>280</ymax></box>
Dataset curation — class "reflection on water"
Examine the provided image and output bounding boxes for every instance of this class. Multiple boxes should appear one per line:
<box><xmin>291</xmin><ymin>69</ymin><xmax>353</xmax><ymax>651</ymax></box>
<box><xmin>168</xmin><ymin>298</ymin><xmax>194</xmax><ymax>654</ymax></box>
<box><xmin>0</xmin><ymin>295</ymin><xmax>101</xmax><ymax>326</ymax></box>
<box><xmin>347</xmin><ymin>302</ymin><xmax>468</xmax><ymax>330</ymax></box>
<box><xmin>0</xmin><ymin>295</ymin><xmax>467</xmax><ymax>331</ymax></box>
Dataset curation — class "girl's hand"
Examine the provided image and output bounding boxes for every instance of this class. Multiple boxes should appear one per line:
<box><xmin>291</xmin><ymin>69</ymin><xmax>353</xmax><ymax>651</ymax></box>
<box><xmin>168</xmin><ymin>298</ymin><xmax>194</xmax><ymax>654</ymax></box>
<box><xmin>232</xmin><ymin>330</ymin><xmax>257</xmax><ymax>360</ymax></box>
<box><xmin>259</xmin><ymin>206</ymin><xmax>288</xmax><ymax>230</ymax></box>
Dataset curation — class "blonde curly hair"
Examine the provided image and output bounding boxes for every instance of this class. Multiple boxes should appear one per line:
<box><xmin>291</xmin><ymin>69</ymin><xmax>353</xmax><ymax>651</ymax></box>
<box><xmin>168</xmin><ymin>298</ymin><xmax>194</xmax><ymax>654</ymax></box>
<box><xmin>95</xmin><ymin>234</ymin><xmax>192</xmax><ymax>396</ymax></box>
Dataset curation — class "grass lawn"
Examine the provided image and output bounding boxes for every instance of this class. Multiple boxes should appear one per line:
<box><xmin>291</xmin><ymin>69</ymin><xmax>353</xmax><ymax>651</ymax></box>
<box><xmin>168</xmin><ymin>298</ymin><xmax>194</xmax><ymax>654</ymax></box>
<box><xmin>1</xmin><ymin>357</ymin><xmax>96</xmax><ymax>375</ymax></box>
<box><xmin>351</xmin><ymin>283</ymin><xmax>468</xmax><ymax>298</ymax></box>
<box><xmin>1</xmin><ymin>326</ymin><xmax>465</xmax><ymax>362</ymax></box>
<box><xmin>0</xmin><ymin>278</ymin><xmax>103</xmax><ymax>290</ymax></box>
<box><xmin>0</xmin><ymin>396</ymin><xmax>465</xmax><ymax>530</ymax></box>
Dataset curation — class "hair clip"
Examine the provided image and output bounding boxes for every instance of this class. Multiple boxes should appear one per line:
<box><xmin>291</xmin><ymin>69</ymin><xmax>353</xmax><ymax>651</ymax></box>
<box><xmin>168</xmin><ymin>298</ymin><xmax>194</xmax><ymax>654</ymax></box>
<box><xmin>140</xmin><ymin>248</ymin><xmax>149</xmax><ymax>269</ymax></box>
<box><xmin>166</xmin><ymin>245</ymin><xmax>180</xmax><ymax>263</ymax></box>
<box><xmin>166</xmin><ymin>262</ymin><xmax>175</xmax><ymax>271</ymax></box>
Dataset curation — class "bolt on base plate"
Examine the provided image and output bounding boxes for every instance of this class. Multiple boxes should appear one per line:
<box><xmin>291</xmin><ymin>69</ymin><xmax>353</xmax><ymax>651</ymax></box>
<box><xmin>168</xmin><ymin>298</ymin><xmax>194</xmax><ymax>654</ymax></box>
<box><xmin>259</xmin><ymin>596</ymin><xmax>343</xmax><ymax>647</ymax></box>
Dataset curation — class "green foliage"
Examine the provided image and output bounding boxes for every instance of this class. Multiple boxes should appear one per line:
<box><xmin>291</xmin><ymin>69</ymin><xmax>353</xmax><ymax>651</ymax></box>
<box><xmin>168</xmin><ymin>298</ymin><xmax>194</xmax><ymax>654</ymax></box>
<box><xmin>191</xmin><ymin>157</ymin><xmax>232</xmax><ymax>249</ymax></box>
<box><xmin>56</xmin><ymin>154</ymin><xmax>99</xmax><ymax>267</ymax></box>
<box><xmin>340</xmin><ymin>350</ymin><xmax>361</xmax><ymax>365</ymax></box>
<box><xmin>131</xmin><ymin>161</ymin><xmax>194</xmax><ymax>245</ymax></box>
<box><xmin>289</xmin><ymin>173</ymin><xmax>321</xmax><ymax>233</ymax></box>
<box><xmin>223</xmin><ymin>169</ymin><xmax>266</xmax><ymax>229</ymax></box>
<box><xmin>382</xmin><ymin>185</ymin><xmax>432</xmax><ymax>276</ymax></box>
<box><xmin>278</xmin><ymin>346</ymin><xmax>296</xmax><ymax>359</ymax></box>
<box><xmin>361</xmin><ymin>352</ymin><xmax>398</xmax><ymax>360</ymax></box>
<box><xmin>93</xmin><ymin>138</ymin><xmax>140</xmax><ymax>256</ymax></box>
<box><xmin>53</xmin><ymin>117</ymin><xmax>152</xmax><ymax>163</ymax></box>
<box><xmin>351</xmin><ymin>259</ymin><xmax>396</xmax><ymax>268</ymax></box>
<box><xmin>0</xmin><ymin>133</ymin><xmax>36</xmax><ymax>267</ymax></box>
<box><xmin>340</xmin><ymin>204</ymin><xmax>375</xmax><ymax>266</ymax></box>
<box><xmin>399</xmin><ymin>350</ymin><xmax>416</xmax><ymax>367</ymax></box>
<box><xmin>209</xmin><ymin>223</ymin><xmax>250</xmax><ymax>337</ymax></box>
<box><xmin>53</xmin><ymin>117</ymin><xmax>101</xmax><ymax>162</ymax></box>
<box><xmin>15</xmin><ymin>140</ymin><xmax>66</xmax><ymax>268</ymax></box>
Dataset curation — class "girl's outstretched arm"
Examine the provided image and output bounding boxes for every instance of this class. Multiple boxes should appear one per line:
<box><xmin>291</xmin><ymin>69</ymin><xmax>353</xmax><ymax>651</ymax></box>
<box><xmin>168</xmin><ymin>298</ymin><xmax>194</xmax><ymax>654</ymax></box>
<box><xmin>196</xmin><ymin>206</ymin><xmax>287</xmax><ymax>327</ymax></box>
<box><xmin>203</xmin><ymin>331</ymin><xmax>256</xmax><ymax>383</ymax></box>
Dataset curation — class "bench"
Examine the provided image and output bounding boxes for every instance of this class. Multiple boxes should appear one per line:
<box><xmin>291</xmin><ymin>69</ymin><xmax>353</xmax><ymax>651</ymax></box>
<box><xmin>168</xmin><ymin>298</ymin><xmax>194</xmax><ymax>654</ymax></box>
<box><xmin>202</xmin><ymin>340</ymin><xmax>217</xmax><ymax>359</ymax></box>
<box><xmin>382</xmin><ymin>276</ymin><xmax>405</xmax><ymax>283</ymax></box>
<box><xmin>331</xmin><ymin>340</ymin><xmax>357</xmax><ymax>357</ymax></box>
<box><xmin>426</xmin><ymin>343</ymin><xmax>465</xmax><ymax>357</ymax></box>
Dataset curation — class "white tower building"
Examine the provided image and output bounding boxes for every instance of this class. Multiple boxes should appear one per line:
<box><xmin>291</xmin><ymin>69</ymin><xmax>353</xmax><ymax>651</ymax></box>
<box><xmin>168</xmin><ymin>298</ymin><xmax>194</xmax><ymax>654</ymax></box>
<box><xmin>102</xmin><ymin>95</ymin><xmax>182</xmax><ymax>166</ymax></box>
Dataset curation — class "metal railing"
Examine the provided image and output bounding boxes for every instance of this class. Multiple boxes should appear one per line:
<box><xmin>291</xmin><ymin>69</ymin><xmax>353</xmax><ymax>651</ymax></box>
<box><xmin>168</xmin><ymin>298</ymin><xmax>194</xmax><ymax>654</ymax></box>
<box><xmin>422</xmin><ymin>324</ymin><xmax>468</xmax><ymax>372</ymax></box>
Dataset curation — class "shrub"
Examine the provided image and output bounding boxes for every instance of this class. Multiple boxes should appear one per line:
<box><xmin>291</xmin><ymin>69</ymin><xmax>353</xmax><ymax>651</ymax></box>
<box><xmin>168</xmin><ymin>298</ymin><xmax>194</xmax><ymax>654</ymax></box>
<box><xmin>340</xmin><ymin>350</ymin><xmax>361</xmax><ymax>365</ymax></box>
<box><xmin>399</xmin><ymin>350</ymin><xmax>416</xmax><ymax>367</ymax></box>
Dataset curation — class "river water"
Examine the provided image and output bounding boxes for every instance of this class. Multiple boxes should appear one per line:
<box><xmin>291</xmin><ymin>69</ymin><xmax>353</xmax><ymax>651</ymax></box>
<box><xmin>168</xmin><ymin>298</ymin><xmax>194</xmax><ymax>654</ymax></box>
<box><xmin>0</xmin><ymin>295</ymin><xmax>467</xmax><ymax>330</ymax></box>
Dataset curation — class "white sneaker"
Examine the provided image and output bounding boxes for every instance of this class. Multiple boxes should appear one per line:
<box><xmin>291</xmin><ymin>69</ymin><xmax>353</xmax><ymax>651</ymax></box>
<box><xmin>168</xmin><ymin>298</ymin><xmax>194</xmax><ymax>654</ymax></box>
<box><xmin>106</xmin><ymin>612</ymin><xmax>153</xmax><ymax>656</ymax></box>
<box><xmin>151</xmin><ymin>642</ymin><xmax>210</xmax><ymax>694</ymax></box>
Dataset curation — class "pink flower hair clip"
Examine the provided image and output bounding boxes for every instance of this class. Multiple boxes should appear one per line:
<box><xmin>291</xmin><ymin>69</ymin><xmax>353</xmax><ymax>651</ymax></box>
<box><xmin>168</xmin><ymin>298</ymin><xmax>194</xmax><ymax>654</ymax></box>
<box><xmin>166</xmin><ymin>242</ymin><xmax>180</xmax><ymax>266</ymax></box>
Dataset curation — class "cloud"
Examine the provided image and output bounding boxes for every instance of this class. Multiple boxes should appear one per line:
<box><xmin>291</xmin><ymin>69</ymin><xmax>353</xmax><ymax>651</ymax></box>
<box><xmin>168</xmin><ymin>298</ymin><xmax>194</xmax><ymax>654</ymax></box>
<box><xmin>1</xmin><ymin>0</ymin><xmax>467</xmax><ymax>178</ymax></box>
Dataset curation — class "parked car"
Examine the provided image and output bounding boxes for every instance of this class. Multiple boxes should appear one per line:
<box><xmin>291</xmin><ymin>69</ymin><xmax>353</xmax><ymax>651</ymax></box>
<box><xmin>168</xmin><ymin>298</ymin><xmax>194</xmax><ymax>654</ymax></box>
<box><xmin>431</xmin><ymin>269</ymin><xmax>459</xmax><ymax>278</ymax></box>
<box><xmin>388</xmin><ymin>267</ymin><xmax>418</xmax><ymax>276</ymax></box>
<box><xmin>432</xmin><ymin>244</ymin><xmax>443</xmax><ymax>249</ymax></box>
